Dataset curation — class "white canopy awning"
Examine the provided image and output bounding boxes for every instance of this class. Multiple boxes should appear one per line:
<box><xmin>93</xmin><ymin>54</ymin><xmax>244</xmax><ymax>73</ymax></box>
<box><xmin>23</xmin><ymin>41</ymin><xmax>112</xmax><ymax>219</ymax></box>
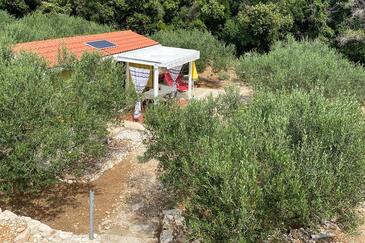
<box><xmin>112</xmin><ymin>44</ymin><xmax>200</xmax><ymax>69</ymax></box>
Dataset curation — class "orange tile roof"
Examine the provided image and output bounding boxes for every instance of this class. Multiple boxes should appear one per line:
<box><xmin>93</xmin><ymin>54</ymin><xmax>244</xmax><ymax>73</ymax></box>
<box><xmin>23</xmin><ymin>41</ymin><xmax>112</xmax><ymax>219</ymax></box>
<box><xmin>12</xmin><ymin>30</ymin><xmax>159</xmax><ymax>66</ymax></box>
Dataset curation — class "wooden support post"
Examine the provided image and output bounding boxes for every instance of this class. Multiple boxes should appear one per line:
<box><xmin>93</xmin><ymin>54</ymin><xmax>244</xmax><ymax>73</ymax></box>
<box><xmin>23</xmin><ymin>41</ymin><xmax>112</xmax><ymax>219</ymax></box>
<box><xmin>188</xmin><ymin>61</ymin><xmax>193</xmax><ymax>99</ymax></box>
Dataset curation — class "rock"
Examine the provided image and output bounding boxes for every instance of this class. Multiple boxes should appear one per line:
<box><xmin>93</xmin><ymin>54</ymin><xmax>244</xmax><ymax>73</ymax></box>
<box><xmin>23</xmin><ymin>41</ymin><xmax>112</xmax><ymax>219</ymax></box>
<box><xmin>101</xmin><ymin>220</ymin><xmax>112</xmax><ymax>226</ymax></box>
<box><xmin>14</xmin><ymin>227</ymin><xmax>31</xmax><ymax>243</ymax></box>
<box><xmin>0</xmin><ymin>209</ymin><xmax>103</xmax><ymax>242</ymax></box>
<box><xmin>101</xmin><ymin>234</ymin><xmax>141</xmax><ymax>243</ymax></box>
<box><xmin>131</xmin><ymin>202</ymin><xmax>144</xmax><ymax>212</ymax></box>
<box><xmin>162</xmin><ymin>209</ymin><xmax>185</xmax><ymax>227</ymax></box>
<box><xmin>58</xmin><ymin>231</ymin><xmax>73</xmax><ymax>239</ymax></box>
<box><xmin>129</xmin><ymin>224</ymin><xmax>154</xmax><ymax>234</ymax></box>
<box><xmin>124</xmin><ymin>121</ymin><xmax>146</xmax><ymax>131</ymax></box>
<box><xmin>16</xmin><ymin>225</ymin><xmax>27</xmax><ymax>233</ymax></box>
<box><xmin>160</xmin><ymin>229</ymin><xmax>174</xmax><ymax>243</ymax></box>
<box><xmin>38</xmin><ymin>223</ymin><xmax>52</xmax><ymax>233</ymax></box>
<box><xmin>311</xmin><ymin>232</ymin><xmax>336</xmax><ymax>240</ymax></box>
<box><xmin>115</xmin><ymin>129</ymin><xmax>142</xmax><ymax>143</ymax></box>
<box><xmin>160</xmin><ymin>208</ymin><xmax>187</xmax><ymax>243</ymax></box>
<box><xmin>322</xmin><ymin>220</ymin><xmax>340</xmax><ymax>230</ymax></box>
<box><xmin>0</xmin><ymin>210</ymin><xmax>17</xmax><ymax>219</ymax></box>
<box><xmin>30</xmin><ymin>233</ymin><xmax>42</xmax><ymax>241</ymax></box>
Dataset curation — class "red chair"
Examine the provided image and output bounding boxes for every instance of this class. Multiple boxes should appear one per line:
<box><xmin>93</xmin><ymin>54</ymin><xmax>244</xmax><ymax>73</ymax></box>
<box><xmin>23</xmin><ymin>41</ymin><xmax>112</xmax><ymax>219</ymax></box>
<box><xmin>163</xmin><ymin>72</ymin><xmax>188</xmax><ymax>91</ymax></box>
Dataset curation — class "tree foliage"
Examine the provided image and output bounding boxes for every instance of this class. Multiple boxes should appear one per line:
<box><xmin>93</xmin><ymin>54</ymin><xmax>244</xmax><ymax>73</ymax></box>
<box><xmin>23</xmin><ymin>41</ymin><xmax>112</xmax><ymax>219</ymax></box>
<box><xmin>1</xmin><ymin>11</ymin><xmax>111</xmax><ymax>43</ymax></box>
<box><xmin>1</xmin><ymin>0</ymin><xmax>363</xmax><ymax>59</ymax></box>
<box><xmin>0</xmin><ymin>51</ymin><xmax>128</xmax><ymax>194</ymax></box>
<box><xmin>144</xmin><ymin>89</ymin><xmax>365</xmax><ymax>241</ymax></box>
<box><xmin>0</xmin><ymin>12</ymin><xmax>129</xmax><ymax>195</ymax></box>
<box><xmin>335</xmin><ymin>0</ymin><xmax>365</xmax><ymax>64</ymax></box>
<box><xmin>237</xmin><ymin>38</ymin><xmax>365</xmax><ymax>102</ymax></box>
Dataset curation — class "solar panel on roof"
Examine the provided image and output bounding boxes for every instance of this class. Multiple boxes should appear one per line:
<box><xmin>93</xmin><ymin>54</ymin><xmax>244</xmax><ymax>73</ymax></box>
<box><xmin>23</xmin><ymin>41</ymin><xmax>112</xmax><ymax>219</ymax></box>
<box><xmin>86</xmin><ymin>40</ymin><xmax>116</xmax><ymax>49</ymax></box>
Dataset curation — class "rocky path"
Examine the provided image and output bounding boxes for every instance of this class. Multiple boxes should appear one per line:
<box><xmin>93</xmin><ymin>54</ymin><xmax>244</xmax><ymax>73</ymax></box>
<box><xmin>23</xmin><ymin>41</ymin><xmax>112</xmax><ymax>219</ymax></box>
<box><xmin>0</xmin><ymin>121</ymin><xmax>165</xmax><ymax>242</ymax></box>
<box><xmin>74</xmin><ymin>122</ymin><xmax>165</xmax><ymax>242</ymax></box>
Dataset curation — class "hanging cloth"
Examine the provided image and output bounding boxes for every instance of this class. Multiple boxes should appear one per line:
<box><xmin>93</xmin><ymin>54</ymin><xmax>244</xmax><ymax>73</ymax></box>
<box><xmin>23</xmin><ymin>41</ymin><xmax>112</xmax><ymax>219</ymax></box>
<box><xmin>192</xmin><ymin>61</ymin><xmax>199</xmax><ymax>80</ymax></box>
<box><xmin>168</xmin><ymin>65</ymin><xmax>183</xmax><ymax>93</ymax></box>
<box><xmin>129</xmin><ymin>63</ymin><xmax>154</xmax><ymax>88</ymax></box>
<box><xmin>129</xmin><ymin>67</ymin><xmax>151</xmax><ymax>119</ymax></box>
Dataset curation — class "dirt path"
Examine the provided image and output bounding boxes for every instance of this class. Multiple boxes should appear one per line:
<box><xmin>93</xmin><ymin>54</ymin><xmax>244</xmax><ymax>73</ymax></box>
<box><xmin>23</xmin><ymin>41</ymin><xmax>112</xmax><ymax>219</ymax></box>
<box><xmin>46</xmin><ymin>125</ymin><xmax>164</xmax><ymax>242</ymax></box>
<box><xmin>345</xmin><ymin>206</ymin><xmax>365</xmax><ymax>243</ymax></box>
<box><xmin>45</xmin><ymin>149</ymin><xmax>134</xmax><ymax>234</ymax></box>
<box><xmin>0</xmin><ymin>123</ymin><xmax>163</xmax><ymax>242</ymax></box>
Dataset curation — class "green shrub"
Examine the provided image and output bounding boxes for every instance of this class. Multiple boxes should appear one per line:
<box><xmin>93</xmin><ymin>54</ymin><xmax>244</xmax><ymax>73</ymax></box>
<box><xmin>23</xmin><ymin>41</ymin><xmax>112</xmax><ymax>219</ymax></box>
<box><xmin>0</xmin><ymin>10</ymin><xmax>14</xmax><ymax>31</ymax></box>
<box><xmin>336</xmin><ymin>29</ymin><xmax>365</xmax><ymax>64</ymax></box>
<box><xmin>4</xmin><ymin>12</ymin><xmax>112</xmax><ymax>43</ymax></box>
<box><xmin>144</xmin><ymin>89</ymin><xmax>365</xmax><ymax>242</ymax></box>
<box><xmin>226</xmin><ymin>2</ymin><xmax>293</xmax><ymax>52</ymax></box>
<box><xmin>236</xmin><ymin>38</ymin><xmax>365</xmax><ymax>102</ymax></box>
<box><xmin>64</xmin><ymin>53</ymin><xmax>127</xmax><ymax>119</ymax></box>
<box><xmin>0</xmin><ymin>51</ymin><xmax>127</xmax><ymax>194</ymax></box>
<box><xmin>151</xmin><ymin>29</ymin><xmax>235</xmax><ymax>72</ymax></box>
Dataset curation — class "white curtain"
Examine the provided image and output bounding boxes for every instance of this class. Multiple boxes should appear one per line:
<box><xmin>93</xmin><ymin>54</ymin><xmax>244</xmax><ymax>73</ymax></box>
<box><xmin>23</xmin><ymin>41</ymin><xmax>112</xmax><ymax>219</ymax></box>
<box><xmin>129</xmin><ymin>67</ymin><xmax>151</xmax><ymax>119</ymax></box>
<box><xmin>168</xmin><ymin>65</ymin><xmax>183</xmax><ymax>93</ymax></box>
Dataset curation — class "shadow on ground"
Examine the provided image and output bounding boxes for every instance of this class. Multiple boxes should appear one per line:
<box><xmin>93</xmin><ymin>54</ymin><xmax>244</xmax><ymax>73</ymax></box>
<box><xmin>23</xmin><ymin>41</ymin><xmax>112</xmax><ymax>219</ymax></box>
<box><xmin>0</xmin><ymin>183</ymin><xmax>98</xmax><ymax>222</ymax></box>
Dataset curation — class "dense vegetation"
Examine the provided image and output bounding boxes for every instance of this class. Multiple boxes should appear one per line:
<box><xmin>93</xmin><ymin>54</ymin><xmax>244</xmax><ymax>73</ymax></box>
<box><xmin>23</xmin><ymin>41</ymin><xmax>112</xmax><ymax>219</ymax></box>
<box><xmin>0</xmin><ymin>12</ymin><xmax>129</xmax><ymax>195</ymax></box>
<box><xmin>145</xmin><ymin>89</ymin><xmax>365</xmax><ymax>241</ymax></box>
<box><xmin>0</xmin><ymin>1</ymin><xmax>364</xmax><ymax>241</ymax></box>
<box><xmin>0</xmin><ymin>50</ymin><xmax>128</xmax><ymax>194</ymax></box>
<box><xmin>0</xmin><ymin>10</ymin><xmax>236</xmax><ymax>195</ymax></box>
<box><xmin>237</xmin><ymin>38</ymin><xmax>365</xmax><ymax>102</ymax></box>
<box><xmin>0</xmin><ymin>10</ymin><xmax>111</xmax><ymax>44</ymax></box>
<box><xmin>1</xmin><ymin>0</ymin><xmax>364</xmax><ymax>63</ymax></box>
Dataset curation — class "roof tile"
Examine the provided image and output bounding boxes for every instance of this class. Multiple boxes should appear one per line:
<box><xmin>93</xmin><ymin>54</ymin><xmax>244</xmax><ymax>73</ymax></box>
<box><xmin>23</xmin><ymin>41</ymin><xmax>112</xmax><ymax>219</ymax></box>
<box><xmin>12</xmin><ymin>30</ymin><xmax>159</xmax><ymax>66</ymax></box>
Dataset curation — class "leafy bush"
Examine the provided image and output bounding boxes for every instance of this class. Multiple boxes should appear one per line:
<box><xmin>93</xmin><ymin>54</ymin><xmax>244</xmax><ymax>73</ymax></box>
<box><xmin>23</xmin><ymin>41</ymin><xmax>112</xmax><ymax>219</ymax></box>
<box><xmin>3</xmin><ymin>12</ymin><xmax>112</xmax><ymax>43</ymax></box>
<box><xmin>144</xmin><ymin>89</ymin><xmax>365</xmax><ymax>242</ymax></box>
<box><xmin>0</xmin><ymin>51</ymin><xmax>127</xmax><ymax>194</ymax></box>
<box><xmin>336</xmin><ymin>29</ymin><xmax>365</xmax><ymax>64</ymax></box>
<box><xmin>0</xmin><ymin>0</ymin><xmax>40</xmax><ymax>17</ymax></box>
<box><xmin>0</xmin><ymin>0</ymin><xmax>359</xmax><ymax>57</ymax></box>
<box><xmin>0</xmin><ymin>10</ymin><xmax>14</xmax><ymax>31</ymax></box>
<box><xmin>151</xmin><ymin>29</ymin><xmax>235</xmax><ymax>72</ymax></box>
<box><xmin>223</xmin><ymin>2</ymin><xmax>293</xmax><ymax>52</ymax></box>
<box><xmin>237</xmin><ymin>38</ymin><xmax>365</xmax><ymax>102</ymax></box>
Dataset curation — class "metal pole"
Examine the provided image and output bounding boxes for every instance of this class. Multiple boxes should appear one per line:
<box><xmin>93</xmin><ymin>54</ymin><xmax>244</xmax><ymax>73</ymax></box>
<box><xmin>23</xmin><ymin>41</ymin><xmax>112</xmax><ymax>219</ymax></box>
<box><xmin>89</xmin><ymin>190</ymin><xmax>94</xmax><ymax>240</ymax></box>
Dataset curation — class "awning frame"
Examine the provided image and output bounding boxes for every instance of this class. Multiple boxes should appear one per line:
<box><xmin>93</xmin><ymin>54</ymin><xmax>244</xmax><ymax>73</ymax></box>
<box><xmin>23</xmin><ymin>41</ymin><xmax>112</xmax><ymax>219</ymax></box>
<box><xmin>113</xmin><ymin>44</ymin><xmax>200</xmax><ymax>100</ymax></box>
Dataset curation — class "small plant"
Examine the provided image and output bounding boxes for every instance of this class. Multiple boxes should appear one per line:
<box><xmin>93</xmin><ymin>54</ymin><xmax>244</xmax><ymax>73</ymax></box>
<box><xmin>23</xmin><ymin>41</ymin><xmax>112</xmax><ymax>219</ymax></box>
<box><xmin>218</xmin><ymin>70</ymin><xmax>229</xmax><ymax>80</ymax></box>
<box><xmin>144</xmin><ymin>89</ymin><xmax>365</xmax><ymax>242</ymax></box>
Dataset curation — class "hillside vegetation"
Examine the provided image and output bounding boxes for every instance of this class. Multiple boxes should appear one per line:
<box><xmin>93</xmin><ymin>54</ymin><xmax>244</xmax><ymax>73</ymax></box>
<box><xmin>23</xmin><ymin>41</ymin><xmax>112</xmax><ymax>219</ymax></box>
<box><xmin>0</xmin><ymin>51</ymin><xmax>128</xmax><ymax>194</ymax></box>
<box><xmin>0</xmin><ymin>11</ymin><xmax>233</xmax><ymax>195</ymax></box>
<box><xmin>1</xmin><ymin>1</ymin><xmax>364</xmax><ymax>64</ymax></box>
<box><xmin>0</xmin><ymin>2</ymin><xmax>364</xmax><ymax>242</ymax></box>
<box><xmin>145</xmin><ymin>89</ymin><xmax>365</xmax><ymax>242</ymax></box>
<box><xmin>0</xmin><ymin>10</ymin><xmax>111</xmax><ymax>44</ymax></box>
<box><xmin>237</xmin><ymin>38</ymin><xmax>365</xmax><ymax>102</ymax></box>
<box><xmin>0</xmin><ymin>13</ymin><xmax>128</xmax><ymax>194</ymax></box>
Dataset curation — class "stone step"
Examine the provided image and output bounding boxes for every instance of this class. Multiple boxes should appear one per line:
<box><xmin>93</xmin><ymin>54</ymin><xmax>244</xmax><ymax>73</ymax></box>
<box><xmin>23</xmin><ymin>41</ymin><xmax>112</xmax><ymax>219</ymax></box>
<box><xmin>100</xmin><ymin>234</ymin><xmax>157</xmax><ymax>243</ymax></box>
